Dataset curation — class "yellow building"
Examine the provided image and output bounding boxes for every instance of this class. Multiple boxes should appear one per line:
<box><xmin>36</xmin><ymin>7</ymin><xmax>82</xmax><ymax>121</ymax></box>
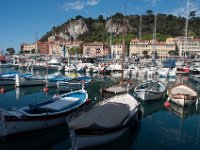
<box><xmin>21</xmin><ymin>43</ymin><xmax>37</xmax><ymax>53</ymax></box>
<box><xmin>129</xmin><ymin>38</ymin><xmax>176</xmax><ymax>59</ymax></box>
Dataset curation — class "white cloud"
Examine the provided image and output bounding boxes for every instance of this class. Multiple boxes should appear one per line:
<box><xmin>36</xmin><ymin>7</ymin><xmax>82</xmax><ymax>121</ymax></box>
<box><xmin>171</xmin><ymin>1</ymin><xmax>200</xmax><ymax>17</ymax></box>
<box><xmin>144</xmin><ymin>0</ymin><xmax>160</xmax><ymax>6</ymax></box>
<box><xmin>86</xmin><ymin>0</ymin><xmax>100</xmax><ymax>6</ymax></box>
<box><xmin>62</xmin><ymin>1</ymin><xmax>85</xmax><ymax>11</ymax></box>
<box><xmin>62</xmin><ymin>0</ymin><xmax>100</xmax><ymax>11</ymax></box>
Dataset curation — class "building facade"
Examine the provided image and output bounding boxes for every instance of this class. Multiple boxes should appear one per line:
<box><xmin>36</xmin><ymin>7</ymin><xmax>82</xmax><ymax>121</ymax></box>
<box><xmin>21</xmin><ymin>43</ymin><xmax>37</xmax><ymax>53</ymax></box>
<box><xmin>176</xmin><ymin>37</ymin><xmax>200</xmax><ymax>58</ymax></box>
<box><xmin>111</xmin><ymin>44</ymin><xmax>123</xmax><ymax>60</ymax></box>
<box><xmin>37</xmin><ymin>41</ymin><xmax>49</xmax><ymax>54</ymax></box>
<box><xmin>129</xmin><ymin>38</ymin><xmax>176</xmax><ymax>59</ymax></box>
<box><xmin>82</xmin><ymin>42</ymin><xmax>109</xmax><ymax>58</ymax></box>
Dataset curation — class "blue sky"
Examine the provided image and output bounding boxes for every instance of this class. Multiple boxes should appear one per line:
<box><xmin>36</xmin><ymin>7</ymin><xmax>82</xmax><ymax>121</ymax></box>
<box><xmin>0</xmin><ymin>0</ymin><xmax>200</xmax><ymax>53</ymax></box>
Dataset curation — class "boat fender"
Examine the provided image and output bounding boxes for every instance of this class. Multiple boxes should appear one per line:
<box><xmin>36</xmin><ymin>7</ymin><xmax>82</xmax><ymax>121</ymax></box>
<box><xmin>86</xmin><ymin>98</ymin><xmax>92</xmax><ymax>104</ymax></box>
<box><xmin>43</xmin><ymin>86</ymin><xmax>49</xmax><ymax>93</ymax></box>
<box><xmin>164</xmin><ymin>101</ymin><xmax>170</xmax><ymax>108</ymax></box>
<box><xmin>0</xmin><ymin>87</ymin><xmax>6</xmax><ymax>94</ymax></box>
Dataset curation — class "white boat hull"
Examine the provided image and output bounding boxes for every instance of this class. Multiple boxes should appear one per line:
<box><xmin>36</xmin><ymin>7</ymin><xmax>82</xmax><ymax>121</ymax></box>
<box><xmin>46</xmin><ymin>81</ymin><xmax>57</xmax><ymax>88</ymax></box>
<box><xmin>136</xmin><ymin>90</ymin><xmax>165</xmax><ymax>101</ymax></box>
<box><xmin>70</xmin><ymin>126</ymin><xmax>128</xmax><ymax>149</ymax></box>
<box><xmin>16</xmin><ymin>79</ymin><xmax>46</xmax><ymax>87</ymax></box>
<box><xmin>0</xmin><ymin>116</ymin><xmax>65</xmax><ymax>137</ymax></box>
<box><xmin>57</xmin><ymin>82</ymin><xmax>83</xmax><ymax>91</ymax></box>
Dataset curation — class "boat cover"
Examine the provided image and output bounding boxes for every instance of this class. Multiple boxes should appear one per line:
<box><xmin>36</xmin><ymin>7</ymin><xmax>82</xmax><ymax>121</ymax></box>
<box><xmin>170</xmin><ymin>85</ymin><xmax>197</xmax><ymax>96</ymax></box>
<box><xmin>39</xmin><ymin>97</ymin><xmax>79</xmax><ymax>111</ymax></box>
<box><xmin>68</xmin><ymin>93</ymin><xmax>138</xmax><ymax>129</ymax></box>
<box><xmin>68</xmin><ymin>102</ymin><xmax>130</xmax><ymax>129</ymax></box>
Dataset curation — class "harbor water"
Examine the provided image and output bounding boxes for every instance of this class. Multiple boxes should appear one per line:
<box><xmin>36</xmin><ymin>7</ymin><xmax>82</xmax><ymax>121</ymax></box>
<box><xmin>0</xmin><ymin>68</ymin><xmax>200</xmax><ymax>150</ymax></box>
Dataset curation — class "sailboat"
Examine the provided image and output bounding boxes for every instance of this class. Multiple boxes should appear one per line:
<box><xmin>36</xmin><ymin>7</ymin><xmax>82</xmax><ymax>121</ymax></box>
<box><xmin>104</xmin><ymin>12</ymin><xmax>133</xmax><ymax>95</ymax></box>
<box><xmin>152</xmin><ymin>14</ymin><xmax>157</xmax><ymax>64</ymax></box>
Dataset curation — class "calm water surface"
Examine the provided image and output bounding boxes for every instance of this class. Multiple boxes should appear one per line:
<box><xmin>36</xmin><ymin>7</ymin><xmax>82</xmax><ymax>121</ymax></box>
<box><xmin>0</xmin><ymin>68</ymin><xmax>200</xmax><ymax>150</ymax></box>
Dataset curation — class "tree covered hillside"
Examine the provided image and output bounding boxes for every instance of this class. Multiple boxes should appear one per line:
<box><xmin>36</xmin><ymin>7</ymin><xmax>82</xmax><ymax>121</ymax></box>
<box><xmin>40</xmin><ymin>10</ymin><xmax>200</xmax><ymax>44</ymax></box>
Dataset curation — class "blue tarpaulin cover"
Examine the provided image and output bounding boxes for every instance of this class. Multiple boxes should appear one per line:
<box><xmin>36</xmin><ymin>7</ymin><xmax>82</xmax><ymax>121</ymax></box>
<box><xmin>162</xmin><ymin>59</ymin><xmax>176</xmax><ymax>68</ymax></box>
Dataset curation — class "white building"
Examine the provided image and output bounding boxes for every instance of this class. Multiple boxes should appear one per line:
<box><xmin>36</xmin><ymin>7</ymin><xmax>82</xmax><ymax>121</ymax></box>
<box><xmin>111</xmin><ymin>44</ymin><xmax>123</xmax><ymax>60</ymax></box>
<box><xmin>176</xmin><ymin>37</ymin><xmax>200</xmax><ymax>58</ymax></box>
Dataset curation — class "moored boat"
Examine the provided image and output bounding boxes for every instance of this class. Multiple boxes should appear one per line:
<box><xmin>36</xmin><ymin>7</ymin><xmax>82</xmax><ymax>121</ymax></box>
<box><xmin>57</xmin><ymin>75</ymin><xmax>92</xmax><ymax>92</ymax></box>
<box><xmin>66</xmin><ymin>93</ymin><xmax>141</xmax><ymax>149</ymax></box>
<box><xmin>15</xmin><ymin>74</ymin><xmax>46</xmax><ymax>87</ymax></box>
<box><xmin>0</xmin><ymin>72</ymin><xmax>32</xmax><ymax>86</ymax></box>
<box><xmin>0</xmin><ymin>89</ymin><xmax>88</xmax><ymax>138</ymax></box>
<box><xmin>168</xmin><ymin>84</ymin><xmax>198</xmax><ymax>106</ymax></box>
<box><xmin>134</xmin><ymin>80</ymin><xmax>167</xmax><ymax>101</ymax></box>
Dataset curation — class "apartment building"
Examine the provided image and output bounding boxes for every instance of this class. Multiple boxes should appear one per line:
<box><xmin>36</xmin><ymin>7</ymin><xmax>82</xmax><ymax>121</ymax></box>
<box><xmin>21</xmin><ymin>43</ymin><xmax>37</xmax><ymax>53</ymax></box>
<box><xmin>111</xmin><ymin>44</ymin><xmax>123</xmax><ymax>60</ymax></box>
<box><xmin>82</xmin><ymin>42</ymin><xmax>110</xmax><ymax>58</ymax></box>
<box><xmin>176</xmin><ymin>37</ymin><xmax>200</xmax><ymax>58</ymax></box>
<box><xmin>37</xmin><ymin>41</ymin><xmax>49</xmax><ymax>54</ymax></box>
<box><xmin>129</xmin><ymin>38</ymin><xmax>176</xmax><ymax>59</ymax></box>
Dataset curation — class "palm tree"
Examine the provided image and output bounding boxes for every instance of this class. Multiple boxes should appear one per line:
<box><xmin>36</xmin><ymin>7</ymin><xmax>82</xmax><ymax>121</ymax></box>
<box><xmin>142</xmin><ymin>50</ymin><xmax>148</xmax><ymax>58</ymax></box>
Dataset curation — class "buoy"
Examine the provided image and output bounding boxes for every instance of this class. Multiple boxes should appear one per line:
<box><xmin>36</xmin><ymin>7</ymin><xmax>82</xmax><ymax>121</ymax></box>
<box><xmin>43</xmin><ymin>87</ymin><xmax>49</xmax><ymax>93</ymax></box>
<box><xmin>164</xmin><ymin>101</ymin><xmax>170</xmax><ymax>108</ymax></box>
<box><xmin>0</xmin><ymin>87</ymin><xmax>6</xmax><ymax>94</ymax></box>
<box><xmin>86</xmin><ymin>98</ymin><xmax>92</xmax><ymax>104</ymax></box>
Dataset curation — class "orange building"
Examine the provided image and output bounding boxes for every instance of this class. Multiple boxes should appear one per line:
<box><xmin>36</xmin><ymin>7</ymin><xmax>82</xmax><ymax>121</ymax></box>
<box><xmin>37</xmin><ymin>41</ymin><xmax>49</xmax><ymax>54</ymax></box>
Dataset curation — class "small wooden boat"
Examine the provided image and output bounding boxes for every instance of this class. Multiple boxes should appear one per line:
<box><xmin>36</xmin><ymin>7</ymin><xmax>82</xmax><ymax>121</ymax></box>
<box><xmin>134</xmin><ymin>80</ymin><xmax>167</xmax><ymax>101</ymax></box>
<box><xmin>0</xmin><ymin>89</ymin><xmax>88</xmax><ymax>138</ymax></box>
<box><xmin>57</xmin><ymin>75</ymin><xmax>92</xmax><ymax>92</ymax></box>
<box><xmin>168</xmin><ymin>84</ymin><xmax>198</xmax><ymax>106</ymax></box>
<box><xmin>66</xmin><ymin>93</ymin><xmax>141</xmax><ymax>149</ymax></box>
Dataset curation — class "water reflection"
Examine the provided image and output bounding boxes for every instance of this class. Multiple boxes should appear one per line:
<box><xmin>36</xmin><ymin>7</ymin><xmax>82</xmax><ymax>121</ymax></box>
<box><xmin>139</xmin><ymin>100</ymin><xmax>166</xmax><ymax>118</ymax></box>
<box><xmin>167</xmin><ymin>102</ymin><xmax>197</xmax><ymax>119</ymax></box>
<box><xmin>1</xmin><ymin>69</ymin><xmax>200</xmax><ymax>149</ymax></box>
<box><xmin>0</xmin><ymin>124</ymin><xmax>70</xmax><ymax>150</ymax></box>
<box><xmin>84</xmin><ymin>121</ymin><xmax>141</xmax><ymax>150</ymax></box>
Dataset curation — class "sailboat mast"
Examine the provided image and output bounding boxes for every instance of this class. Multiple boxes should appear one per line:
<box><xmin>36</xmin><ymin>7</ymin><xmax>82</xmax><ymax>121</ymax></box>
<box><xmin>35</xmin><ymin>28</ymin><xmax>38</xmax><ymax>54</ymax></box>
<box><xmin>139</xmin><ymin>15</ymin><xmax>142</xmax><ymax>56</ymax></box>
<box><xmin>110</xmin><ymin>32</ymin><xmax>112</xmax><ymax>59</ymax></box>
<box><xmin>185</xmin><ymin>0</ymin><xmax>190</xmax><ymax>58</ymax></box>
<box><xmin>121</xmin><ymin>2</ymin><xmax>126</xmax><ymax>82</ymax></box>
<box><xmin>51</xmin><ymin>26</ymin><xmax>54</xmax><ymax>55</ymax></box>
<box><xmin>153</xmin><ymin>14</ymin><xmax>157</xmax><ymax>62</ymax></box>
